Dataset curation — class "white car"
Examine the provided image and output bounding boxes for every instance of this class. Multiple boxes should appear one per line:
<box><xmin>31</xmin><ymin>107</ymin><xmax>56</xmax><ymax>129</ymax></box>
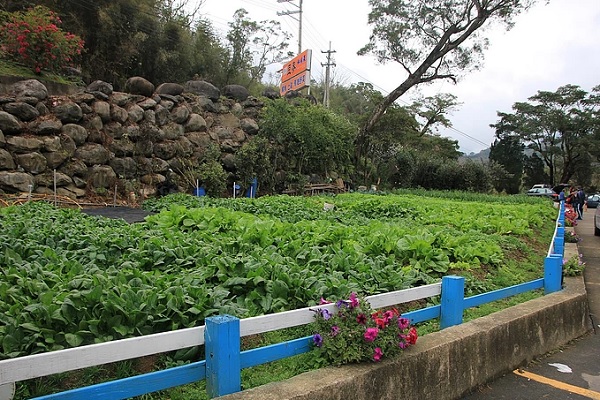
<box><xmin>531</xmin><ymin>184</ymin><xmax>551</xmax><ymax>189</ymax></box>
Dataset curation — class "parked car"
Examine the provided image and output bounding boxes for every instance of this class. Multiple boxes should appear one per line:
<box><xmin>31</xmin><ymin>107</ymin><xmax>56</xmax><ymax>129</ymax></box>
<box><xmin>595</xmin><ymin>206</ymin><xmax>600</xmax><ymax>236</ymax></box>
<box><xmin>587</xmin><ymin>194</ymin><xmax>600</xmax><ymax>208</ymax></box>
<box><xmin>526</xmin><ymin>188</ymin><xmax>558</xmax><ymax>198</ymax></box>
<box><xmin>530</xmin><ymin>183</ymin><xmax>551</xmax><ymax>190</ymax></box>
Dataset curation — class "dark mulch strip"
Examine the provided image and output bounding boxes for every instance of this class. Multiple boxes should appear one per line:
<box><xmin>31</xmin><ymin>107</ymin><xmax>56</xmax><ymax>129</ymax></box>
<box><xmin>81</xmin><ymin>207</ymin><xmax>155</xmax><ymax>223</ymax></box>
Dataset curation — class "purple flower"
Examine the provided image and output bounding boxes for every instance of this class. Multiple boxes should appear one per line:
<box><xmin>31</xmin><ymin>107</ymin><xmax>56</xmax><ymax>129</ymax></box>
<box><xmin>336</xmin><ymin>299</ymin><xmax>348</xmax><ymax>309</ymax></box>
<box><xmin>364</xmin><ymin>327</ymin><xmax>379</xmax><ymax>342</ymax></box>
<box><xmin>313</xmin><ymin>333</ymin><xmax>323</xmax><ymax>347</ymax></box>
<box><xmin>320</xmin><ymin>309</ymin><xmax>332</xmax><ymax>320</ymax></box>
<box><xmin>398</xmin><ymin>317</ymin><xmax>410</xmax><ymax>330</ymax></box>
<box><xmin>331</xmin><ymin>325</ymin><xmax>340</xmax><ymax>337</ymax></box>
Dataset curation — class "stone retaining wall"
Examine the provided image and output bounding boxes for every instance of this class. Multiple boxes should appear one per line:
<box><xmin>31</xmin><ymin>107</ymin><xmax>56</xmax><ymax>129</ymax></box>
<box><xmin>0</xmin><ymin>78</ymin><xmax>263</xmax><ymax>198</ymax></box>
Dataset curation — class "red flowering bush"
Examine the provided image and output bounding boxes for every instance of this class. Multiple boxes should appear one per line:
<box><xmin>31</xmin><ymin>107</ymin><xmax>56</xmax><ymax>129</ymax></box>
<box><xmin>311</xmin><ymin>293</ymin><xmax>417</xmax><ymax>365</ymax></box>
<box><xmin>0</xmin><ymin>6</ymin><xmax>84</xmax><ymax>74</ymax></box>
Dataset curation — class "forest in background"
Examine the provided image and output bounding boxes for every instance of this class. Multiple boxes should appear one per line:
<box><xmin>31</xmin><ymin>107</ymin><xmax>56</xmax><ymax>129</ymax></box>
<box><xmin>0</xmin><ymin>0</ymin><xmax>598</xmax><ymax>193</ymax></box>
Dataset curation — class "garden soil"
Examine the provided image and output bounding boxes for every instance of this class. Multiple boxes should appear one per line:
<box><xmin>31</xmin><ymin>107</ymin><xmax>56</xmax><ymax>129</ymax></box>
<box><xmin>81</xmin><ymin>207</ymin><xmax>154</xmax><ymax>223</ymax></box>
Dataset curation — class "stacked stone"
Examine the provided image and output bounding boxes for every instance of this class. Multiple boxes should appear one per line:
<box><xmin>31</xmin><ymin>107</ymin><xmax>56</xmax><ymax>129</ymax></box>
<box><xmin>0</xmin><ymin>77</ymin><xmax>263</xmax><ymax>198</ymax></box>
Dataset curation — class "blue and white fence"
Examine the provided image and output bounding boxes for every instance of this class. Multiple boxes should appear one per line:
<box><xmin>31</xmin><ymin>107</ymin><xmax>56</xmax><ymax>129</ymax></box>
<box><xmin>0</xmin><ymin>202</ymin><xmax>567</xmax><ymax>399</ymax></box>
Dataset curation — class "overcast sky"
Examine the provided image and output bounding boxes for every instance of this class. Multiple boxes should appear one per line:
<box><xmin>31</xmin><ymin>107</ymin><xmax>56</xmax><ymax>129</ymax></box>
<box><xmin>199</xmin><ymin>0</ymin><xmax>600</xmax><ymax>154</ymax></box>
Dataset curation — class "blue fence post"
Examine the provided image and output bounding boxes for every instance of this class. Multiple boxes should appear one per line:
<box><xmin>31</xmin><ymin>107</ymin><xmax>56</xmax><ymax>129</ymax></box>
<box><xmin>554</xmin><ymin>235</ymin><xmax>565</xmax><ymax>256</ymax></box>
<box><xmin>558</xmin><ymin>204</ymin><xmax>565</xmax><ymax>226</ymax></box>
<box><xmin>440</xmin><ymin>276</ymin><xmax>465</xmax><ymax>329</ymax></box>
<box><xmin>205</xmin><ymin>315</ymin><xmax>241</xmax><ymax>398</ymax></box>
<box><xmin>544</xmin><ymin>255</ymin><xmax>563</xmax><ymax>294</ymax></box>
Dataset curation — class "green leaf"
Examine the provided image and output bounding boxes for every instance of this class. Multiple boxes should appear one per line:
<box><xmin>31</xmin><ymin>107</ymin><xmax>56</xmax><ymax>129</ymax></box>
<box><xmin>65</xmin><ymin>333</ymin><xmax>84</xmax><ymax>347</ymax></box>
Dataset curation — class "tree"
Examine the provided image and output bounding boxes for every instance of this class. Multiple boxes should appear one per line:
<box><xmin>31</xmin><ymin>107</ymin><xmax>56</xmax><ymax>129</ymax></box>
<box><xmin>257</xmin><ymin>98</ymin><xmax>356</xmax><ymax>189</ymax></box>
<box><xmin>406</xmin><ymin>134</ymin><xmax>461</xmax><ymax>160</ymax></box>
<box><xmin>492</xmin><ymin>85</ymin><xmax>600</xmax><ymax>185</ymax></box>
<box><xmin>17</xmin><ymin>0</ymin><xmax>223</xmax><ymax>88</ymax></box>
<box><xmin>248</xmin><ymin>20</ymin><xmax>292</xmax><ymax>87</ymax></box>
<box><xmin>158</xmin><ymin>0</ymin><xmax>204</xmax><ymax>26</ymax></box>
<box><xmin>358</xmin><ymin>0</ymin><xmax>537</xmax><ymax>140</ymax></box>
<box><xmin>224</xmin><ymin>9</ymin><xmax>292</xmax><ymax>88</ymax></box>
<box><xmin>224</xmin><ymin>9</ymin><xmax>258</xmax><ymax>85</ymax></box>
<box><xmin>488</xmin><ymin>134</ymin><xmax>524</xmax><ymax>194</ymax></box>
<box><xmin>342</xmin><ymin>83</ymin><xmax>421</xmax><ymax>185</ymax></box>
<box><xmin>188</xmin><ymin>19</ymin><xmax>229</xmax><ymax>84</ymax></box>
<box><xmin>409</xmin><ymin>93</ymin><xmax>461</xmax><ymax>136</ymax></box>
<box><xmin>522</xmin><ymin>153</ymin><xmax>548</xmax><ymax>188</ymax></box>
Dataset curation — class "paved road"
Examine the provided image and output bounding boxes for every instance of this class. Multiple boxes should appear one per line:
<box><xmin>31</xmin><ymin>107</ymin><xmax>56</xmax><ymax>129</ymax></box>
<box><xmin>462</xmin><ymin>210</ymin><xmax>600</xmax><ymax>400</ymax></box>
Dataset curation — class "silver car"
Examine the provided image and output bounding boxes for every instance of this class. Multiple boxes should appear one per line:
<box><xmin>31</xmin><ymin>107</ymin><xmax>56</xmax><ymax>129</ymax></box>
<box><xmin>587</xmin><ymin>194</ymin><xmax>600</xmax><ymax>208</ymax></box>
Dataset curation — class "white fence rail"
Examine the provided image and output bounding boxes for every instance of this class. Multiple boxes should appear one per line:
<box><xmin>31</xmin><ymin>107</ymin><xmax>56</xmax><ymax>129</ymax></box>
<box><xmin>0</xmin><ymin>283</ymin><xmax>442</xmax><ymax>386</ymax></box>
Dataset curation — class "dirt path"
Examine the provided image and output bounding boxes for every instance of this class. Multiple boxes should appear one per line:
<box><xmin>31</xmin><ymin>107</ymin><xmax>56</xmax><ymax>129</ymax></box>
<box><xmin>81</xmin><ymin>207</ymin><xmax>155</xmax><ymax>223</ymax></box>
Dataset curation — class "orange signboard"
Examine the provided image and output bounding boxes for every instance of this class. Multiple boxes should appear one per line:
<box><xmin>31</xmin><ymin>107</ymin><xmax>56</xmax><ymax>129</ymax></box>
<box><xmin>280</xmin><ymin>70</ymin><xmax>311</xmax><ymax>95</ymax></box>
<box><xmin>280</xmin><ymin>49</ymin><xmax>312</xmax><ymax>95</ymax></box>
<box><xmin>281</xmin><ymin>49</ymin><xmax>311</xmax><ymax>80</ymax></box>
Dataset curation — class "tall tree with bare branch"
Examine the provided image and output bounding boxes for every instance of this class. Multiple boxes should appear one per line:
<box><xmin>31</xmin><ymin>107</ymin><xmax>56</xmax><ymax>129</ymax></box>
<box><xmin>357</xmin><ymin>0</ymin><xmax>539</xmax><ymax>152</ymax></box>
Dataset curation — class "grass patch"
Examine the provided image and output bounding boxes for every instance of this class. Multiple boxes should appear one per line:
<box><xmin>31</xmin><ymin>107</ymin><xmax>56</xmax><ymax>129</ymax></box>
<box><xmin>0</xmin><ymin>58</ymin><xmax>84</xmax><ymax>86</ymax></box>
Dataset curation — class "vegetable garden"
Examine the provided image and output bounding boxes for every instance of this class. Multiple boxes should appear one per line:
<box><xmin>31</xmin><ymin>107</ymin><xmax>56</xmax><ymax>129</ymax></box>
<box><xmin>0</xmin><ymin>191</ymin><xmax>557</xmax><ymax>397</ymax></box>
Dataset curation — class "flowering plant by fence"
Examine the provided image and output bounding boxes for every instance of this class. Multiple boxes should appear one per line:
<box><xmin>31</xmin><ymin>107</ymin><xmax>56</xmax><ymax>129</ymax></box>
<box><xmin>564</xmin><ymin>230</ymin><xmax>579</xmax><ymax>243</ymax></box>
<box><xmin>311</xmin><ymin>293</ymin><xmax>417</xmax><ymax>365</ymax></box>
<box><xmin>563</xmin><ymin>254</ymin><xmax>585</xmax><ymax>276</ymax></box>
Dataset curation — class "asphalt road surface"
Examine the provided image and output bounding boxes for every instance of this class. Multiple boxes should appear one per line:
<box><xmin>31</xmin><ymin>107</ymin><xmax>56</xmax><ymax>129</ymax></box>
<box><xmin>462</xmin><ymin>210</ymin><xmax>600</xmax><ymax>400</ymax></box>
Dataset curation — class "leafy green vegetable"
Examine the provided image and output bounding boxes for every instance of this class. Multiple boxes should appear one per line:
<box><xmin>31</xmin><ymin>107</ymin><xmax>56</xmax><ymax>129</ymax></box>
<box><xmin>0</xmin><ymin>192</ymin><xmax>556</xmax><ymax>359</ymax></box>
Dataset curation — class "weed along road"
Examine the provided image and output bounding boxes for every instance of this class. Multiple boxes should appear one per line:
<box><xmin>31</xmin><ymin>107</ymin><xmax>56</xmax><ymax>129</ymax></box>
<box><xmin>462</xmin><ymin>215</ymin><xmax>600</xmax><ymax>400</ymax></box>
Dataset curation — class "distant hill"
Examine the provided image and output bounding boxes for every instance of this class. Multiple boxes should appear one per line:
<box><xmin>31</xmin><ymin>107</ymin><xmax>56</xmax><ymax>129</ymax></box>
<box><xmin>461</xmin><ymin>148</ymin><xmax>490</xmax><ymax>162</ymax></box>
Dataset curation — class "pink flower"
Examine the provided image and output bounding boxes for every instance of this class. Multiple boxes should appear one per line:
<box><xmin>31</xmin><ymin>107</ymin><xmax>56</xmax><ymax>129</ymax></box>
<box><xmin>364</xmin><ymin>327</ymin><xmax>378</xmax><ymax>342</ymax></box>
<box><xmin>398</xmin><ymin>317</ymin><xmax>410</xmax><ymax>330</ymax></box>
<box><xmin>319</xmin><ymin>297</ymin><xmax>331</xmax><ymax>305</ymax></box>
<box><xmin>373</xmin><ymin>347</ymin><xmax>383</xmax><ymax>362</ymax></box>
<box><xmin>349</xmin><ymin>292</ymin><xmax>359</xmax><ymax>308</ymax></box>
<box><xmin>383</xmin><ymin>310</ymin><xmax>396</xmax><ymax>323</ymax></box>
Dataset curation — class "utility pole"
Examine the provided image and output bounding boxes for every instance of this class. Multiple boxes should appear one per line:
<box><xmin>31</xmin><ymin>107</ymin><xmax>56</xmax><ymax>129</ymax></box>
<box><xmin>277</xmin><ymin>0</ymin><xmax>303</xmax><ymax>54</ymax></box>
<box><xmin>321</xmin><ymin>42</ymin><xmax>336</xmax><ymax>108</ymax></box>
